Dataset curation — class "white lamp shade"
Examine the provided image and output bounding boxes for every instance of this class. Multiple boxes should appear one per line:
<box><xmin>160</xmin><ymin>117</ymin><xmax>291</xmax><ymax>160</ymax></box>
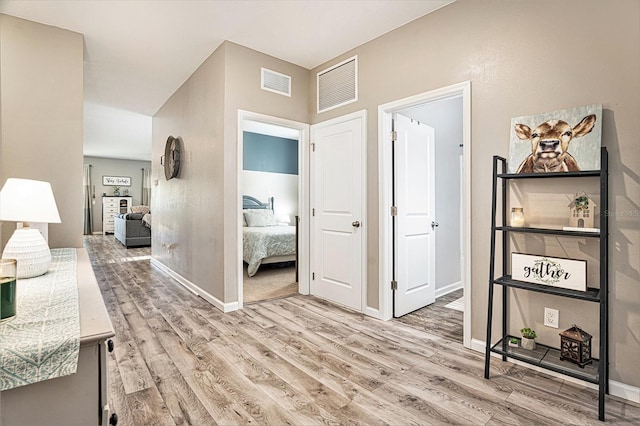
<box><xmin>0</xmin><ymin>178</ymin><xmax>61</xmax><ymax>223</ymax></box>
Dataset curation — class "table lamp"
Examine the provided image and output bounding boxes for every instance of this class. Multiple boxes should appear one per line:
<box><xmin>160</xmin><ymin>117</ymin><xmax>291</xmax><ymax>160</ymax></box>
<box><xmin>0</xmin><ymin>178</ymin><xmax>61</xmax><ymax>278</ymax></box>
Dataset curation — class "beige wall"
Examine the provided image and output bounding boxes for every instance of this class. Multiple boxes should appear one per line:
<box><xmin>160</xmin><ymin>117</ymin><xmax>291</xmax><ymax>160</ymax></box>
<box><xmin>307</xmin><ymin>0</ymin><xmax>639</xmax><ymax>386</ymax></box>
<box><xmin>223</xmin><ymin>42</ymin><xmax>310</xmax><ymax>301</ymax></box>
<box><xmin>152</xmin><ymin>41</ymin><xmax>309</xmax><ymax>303</ymax></box>
<box><xmin>0</xmin><ymin>15</ymin><xmax>3</xmax><ymax>247</ymax></box>
<box><xmin>0</xmin><ymin>14</ymin><xmax>84</xmax><ymax>249</ymax></box>
<box><xmin>152</xmin><ymin>43</ymin><xmax>227</xmax><ymax>301</ymax></box>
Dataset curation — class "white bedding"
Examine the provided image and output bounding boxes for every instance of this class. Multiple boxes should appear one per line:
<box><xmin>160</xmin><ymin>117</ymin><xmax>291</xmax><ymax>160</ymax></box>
<box><xmin>243</xmin><ymin>225</ymin><xmax>296</xmax><ymax>277</ymax></box>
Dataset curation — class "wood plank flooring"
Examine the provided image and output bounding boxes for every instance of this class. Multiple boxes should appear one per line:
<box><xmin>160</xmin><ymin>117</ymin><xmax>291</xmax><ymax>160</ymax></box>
<box><xmin>396</xmin><ymin>289</ymin><xmax>463</xmax><ymax>342</ymax></box>
<box><xmin>85</xmin><ymin>235</ymin><xmax>640</xmax><ymax>425</ymax></box>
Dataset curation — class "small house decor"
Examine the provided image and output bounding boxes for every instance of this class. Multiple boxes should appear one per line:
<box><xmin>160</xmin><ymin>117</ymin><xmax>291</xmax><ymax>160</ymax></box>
<box><xmin>520</xmin><ymin>327</ymin><xmax>537</xmax><ymax>350</ymax></box>
<box><xmin>560</xmin><ymin>325</ymin><xmax>592</xmax><ymax>368</ymax></box>
<box><xmin>568</xmin><ymin>193</ymin><xmax>596</xmax><ymax>229</ymax></box>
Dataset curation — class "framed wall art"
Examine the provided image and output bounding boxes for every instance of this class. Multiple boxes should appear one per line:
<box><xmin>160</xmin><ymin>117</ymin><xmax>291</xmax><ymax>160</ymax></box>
<box><xmin>102</xmin><ymin>176</ymin><xmax>131</xmax><ymax>186</ymax></box>
<box><xmin>508</xmin><ymin>104</ymin><xmax>602</xmax><ymax>174</ymax></box>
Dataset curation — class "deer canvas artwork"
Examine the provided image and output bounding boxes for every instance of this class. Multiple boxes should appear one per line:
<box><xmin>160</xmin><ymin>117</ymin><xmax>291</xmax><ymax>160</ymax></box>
<box><xmin>508</xmin><ymin>104</ymin><xmax>602</xmax><ymax>174</ymax></box>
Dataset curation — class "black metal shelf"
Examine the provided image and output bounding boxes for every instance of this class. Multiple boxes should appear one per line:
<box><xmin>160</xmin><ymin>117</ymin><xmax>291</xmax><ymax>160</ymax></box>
<box><xmin>484</xmin><ymin>147</ymin><xmax>608</xmax><ymax>421</ymax></box>
<box><xmin>496</xmin><ymin>225</ymin><xmax>600</xmax><ymax>238</ymax></box>
<box><xmin>497</xmin><ymin>170</ymin><xmax>601</xmax><ymax>179</ymax></box>
<box><xmin>494</xmin><ymin>276</ymin><xmax>600</xmax><ymax>302</ymax></box>
<box><xmin>490</xmin><ymin>336</ymin><xmax>600</xmax><ymax>384</ymax></box>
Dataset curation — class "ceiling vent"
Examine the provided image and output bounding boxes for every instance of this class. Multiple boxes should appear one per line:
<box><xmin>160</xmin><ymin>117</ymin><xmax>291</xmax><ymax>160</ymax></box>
<box><xmin>317</xmin><ymin>55</ymin><xmax>358</xmax><ymax>113</ymax></box>
<box><xmin>261</xmin><ymin>68</ymin><xmax>291</xmax><ymax>97</ymax></box>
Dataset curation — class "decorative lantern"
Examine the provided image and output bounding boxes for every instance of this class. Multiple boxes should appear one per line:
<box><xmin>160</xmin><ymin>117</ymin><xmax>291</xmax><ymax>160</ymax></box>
<box><xmin>559</xmin><ymin>325</ymin><xmax>592</xmax><ymax>368</ymax></box>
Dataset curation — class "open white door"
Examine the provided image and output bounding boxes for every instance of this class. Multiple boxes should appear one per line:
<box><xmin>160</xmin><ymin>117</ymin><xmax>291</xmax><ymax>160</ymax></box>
<box><xmin>394</xmin><ymin>114</ymin><xmax>436</xmax><ymax>317</ymax></box>
<box><xmin>310</xmin><ymin>111</ymin><xmax>366</xmax><ymax>311</ymax></box>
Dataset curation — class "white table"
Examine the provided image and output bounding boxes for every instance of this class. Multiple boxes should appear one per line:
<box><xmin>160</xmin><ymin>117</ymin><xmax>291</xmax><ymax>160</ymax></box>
<box><xmin>0</xmin><ymin>249</ymin><xmax>116</xmax><ymax>426</ymax></box>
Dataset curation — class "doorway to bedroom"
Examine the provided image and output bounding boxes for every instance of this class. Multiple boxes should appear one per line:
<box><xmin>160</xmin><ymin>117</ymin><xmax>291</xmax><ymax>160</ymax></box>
<box><xmin>378</xmin><ymin>81</ymin><xmax>471</xmax><ymax>347</ymax></box>
<box><xmin>238</xmin><ymin>112</ymin><xmax>309</xmax><ymax>305</ymax></box>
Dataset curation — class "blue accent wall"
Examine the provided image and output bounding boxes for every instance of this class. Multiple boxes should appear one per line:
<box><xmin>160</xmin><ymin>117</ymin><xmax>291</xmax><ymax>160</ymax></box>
<box><xmin>243</xmin><ymin>132</ymin><xmax>298</xmax><ymax>175</ymax></box>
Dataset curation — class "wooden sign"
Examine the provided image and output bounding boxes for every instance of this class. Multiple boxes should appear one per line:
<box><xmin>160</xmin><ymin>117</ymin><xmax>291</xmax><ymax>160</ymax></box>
<box><xmin>511</xmin><ymin>253</ymin><xmax>587</xmax><ymax>291</ymax></box>
<box><xmin>102</xmin><ymin>176</ymin><xmax>131</xmax><ymax>186</ymax></box>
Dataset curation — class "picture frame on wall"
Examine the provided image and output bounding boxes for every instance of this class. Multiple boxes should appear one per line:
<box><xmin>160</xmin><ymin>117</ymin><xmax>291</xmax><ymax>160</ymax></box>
<box><xmin>511</xmin><ymin>252</ymin><xmax>587</xmax><ymax>292</ymax></box>
<box><xmin>508</xmin><ymin>104</ymin><xmax>602</xmax><ymax>174</ymax></box>
<box><xmin>102</xmin><ymin>176</ymin><xmax>131</xmax><ymax>186</ymax></box>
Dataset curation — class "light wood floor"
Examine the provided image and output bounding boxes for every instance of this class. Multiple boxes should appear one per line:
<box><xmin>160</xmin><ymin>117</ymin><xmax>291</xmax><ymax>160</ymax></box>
<box><xmin>396</xmin><ymin>289</ymin><xmax>464</xmax><ymax>343</ymax></box>
<box><xmin>85</xmin><ymin>235</ymin><xmax>639</xmax><ymax>425</ymax></box>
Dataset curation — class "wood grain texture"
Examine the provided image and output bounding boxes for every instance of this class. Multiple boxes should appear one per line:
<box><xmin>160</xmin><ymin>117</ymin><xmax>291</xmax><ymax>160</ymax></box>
<box><xmin>84</xmin><ymin>236</ymin><xmax>639</xmax><ymax>425</ymax></box>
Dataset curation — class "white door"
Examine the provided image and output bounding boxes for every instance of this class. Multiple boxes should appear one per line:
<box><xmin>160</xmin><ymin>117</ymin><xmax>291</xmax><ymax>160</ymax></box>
<box><xmin>310</xmin><ymin>112</ymin><xmax>365</xmax><ymax>311</ymax></box>
<box><xmin>394</xmin><ymin>114</ymin><xmax>436</xmax><ymax>317</ymax></box>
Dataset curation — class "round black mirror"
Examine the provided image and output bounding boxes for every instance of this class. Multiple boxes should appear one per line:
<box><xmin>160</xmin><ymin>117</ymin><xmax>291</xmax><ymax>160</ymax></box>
<box><xmin>164</xmin><ymin>136</ymin><xmax>182</xmax><ymax>180</ymax></box>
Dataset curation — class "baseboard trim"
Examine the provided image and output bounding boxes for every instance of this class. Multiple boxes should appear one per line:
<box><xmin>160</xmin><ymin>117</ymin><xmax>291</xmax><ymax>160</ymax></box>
<box><xmin>150</xmin><ymin>257</ymin><xmax>238</xmax><ymax>313</ymax></box>
<box><xmin>470</xmin><ymin>338</ymin><xmax>639</xmax><ymax>404</ymax></box>
<box><xmin>364</xmin><ymin>305</ymin><xmax>383</xmax><ymax>320</ymax></box>
<box><xmin>435</xmin><ymin>280</ymin><xmax>463</xmax><ymax>299</ymax></box>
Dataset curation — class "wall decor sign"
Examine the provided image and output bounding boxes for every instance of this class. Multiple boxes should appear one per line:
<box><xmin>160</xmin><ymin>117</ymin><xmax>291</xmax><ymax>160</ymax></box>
<box><xmin>508</xmin><ymin>104</ymin><xmax>602</xmax><ymax>174</ymax></box>
<box><xmin>511</xmin><ymin>252</ymin><xmax>587</xmax><ymax>291</ymax></box>
<box><xmin>102</xmin><ymin>176</ymin><xmax>131</xmax><ymax>186</ymax></box>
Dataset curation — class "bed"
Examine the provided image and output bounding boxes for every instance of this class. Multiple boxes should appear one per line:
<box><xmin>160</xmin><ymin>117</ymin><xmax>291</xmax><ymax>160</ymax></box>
<box><xmin>114</xmin><ymin>208</ymin><xmax>151</xmax><ymax>248</ymax></box>
<box><xmin>242</xmin><ymin>195</ymin><xmax>296</xmax><ymax>277</ymax></box>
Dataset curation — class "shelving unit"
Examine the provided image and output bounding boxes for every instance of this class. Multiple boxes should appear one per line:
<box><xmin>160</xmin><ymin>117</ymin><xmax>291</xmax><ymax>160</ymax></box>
<box><xmin>484</xmin><ymin>147</ymin><xmax>608</xmax><ymax>421</ymax></box>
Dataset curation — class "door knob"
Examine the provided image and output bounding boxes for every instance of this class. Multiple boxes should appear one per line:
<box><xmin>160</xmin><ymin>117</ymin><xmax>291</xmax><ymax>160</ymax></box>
<box><xmin>431</xmin><ymin>221</ymin><xmax>439</xmax><ymax>229</ymax></box>
<box><xmin>352</xmin><ymin>221</ymin><xmax>361</xmax><ymax>228</ymax></box>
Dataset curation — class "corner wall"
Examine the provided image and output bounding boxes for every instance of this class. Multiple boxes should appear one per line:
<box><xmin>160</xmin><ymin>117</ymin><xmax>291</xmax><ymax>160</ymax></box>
<box><xmin>0</xmin><ymin>14</ymin><xmax>84</xmax><ymax>249</ymax></box>
<box><xmin>308</xmin><ymin>0</ymin><xmax>640</xmax><ymax>387</ymax></box>
<box><xmin>152</xmin><ymin>41</ymin><xmax>309</xmax><ymax>305</ymax></box>
<box><xmin>152</xmin><ymin>43</ymin><xmax>227</xmax><ymax>302</ymax></box>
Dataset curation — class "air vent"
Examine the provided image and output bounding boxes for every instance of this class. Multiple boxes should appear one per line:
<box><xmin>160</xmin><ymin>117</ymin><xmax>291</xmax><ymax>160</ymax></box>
<box><xmin>317</xmin><ymin>55</ymin><xmax>357</xmax><ymax>113</ymax></box>
<box><xmin>261</xmin><ymin>68</ymin><xmax>291</xmax><ymax>97</ymax></box>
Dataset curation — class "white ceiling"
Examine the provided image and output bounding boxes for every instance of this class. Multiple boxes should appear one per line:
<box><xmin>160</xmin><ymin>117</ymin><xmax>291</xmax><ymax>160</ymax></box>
<box><xmin>0</xmin><ymin>0</ymin><xmax>454</xmax><ymax>161</ymax></box>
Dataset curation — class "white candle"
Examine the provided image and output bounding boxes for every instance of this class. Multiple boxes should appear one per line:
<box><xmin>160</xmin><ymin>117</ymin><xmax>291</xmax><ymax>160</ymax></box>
<box><xmin>511</xmin><ymin>207</ymin><xmax>525</xmax><ymax>227</ymax></box>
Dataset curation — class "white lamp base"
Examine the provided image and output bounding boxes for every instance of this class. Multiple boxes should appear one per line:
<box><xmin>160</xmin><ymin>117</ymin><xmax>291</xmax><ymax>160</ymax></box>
<box><xmin>2</xmin><ymin>228</ymin><xmax>52</xmax><ymax>278</ymax></box>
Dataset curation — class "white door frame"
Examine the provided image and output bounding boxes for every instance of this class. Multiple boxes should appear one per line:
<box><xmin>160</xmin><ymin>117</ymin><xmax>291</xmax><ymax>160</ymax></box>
<box><xmin>377</xmin><ymin>81</ymin><xmax>472</xmax><ymax>349</ymax></box>
<box><xmin>237</xmin><ymin>110</ymin><xmax>311</xmax><ymax>309</ymax></box>
<box><xmin>310</xmin><ymin>109</ymin><xmax>368</xmax><ymax>312</ymax></box>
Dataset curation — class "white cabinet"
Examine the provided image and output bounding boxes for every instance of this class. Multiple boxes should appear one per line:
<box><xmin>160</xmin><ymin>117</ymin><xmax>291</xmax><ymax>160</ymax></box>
<box><xmin>102</xmin><ymin>196</ymin><xmax>132</xmax><ymax>234</ymax></box>
<box><xmin>0</xmin><ymin>249</ymin><xmax>117</xmax><ymax>426</ymax></box>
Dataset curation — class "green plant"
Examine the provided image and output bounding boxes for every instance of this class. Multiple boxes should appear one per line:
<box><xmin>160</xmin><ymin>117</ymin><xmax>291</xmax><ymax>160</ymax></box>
<box><xmin>575</xmin><ymin>194</ymin><xmax>589</xmax><ymax>210</ymax></box>
<box><xmin>113</xmin><ymin>186</ymin><xmax>120</xmax><ymax>193</ymax></box>
<box><xmin>520</xmin><ymin>327</ymin><xmax>537</xmax><ymax>339</ymax></box>
<box><xmin>509</xmin><ymin>337</ymin><xmax>518</xmax><ymax>344</ymax></box>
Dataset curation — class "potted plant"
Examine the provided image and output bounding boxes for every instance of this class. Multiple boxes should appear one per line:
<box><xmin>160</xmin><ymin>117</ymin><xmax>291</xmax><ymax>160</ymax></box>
<box><xmin>508</xmin><ymin>337</ymin><xmax>519</xmax><ymax>348</ymax></box>
<box><xmin>113</xmin><ymin>186</ymin><xmax>120</xmax><ymax>196</ymax></box>
<box><xmin>520</xmin><ymin>327</ymin><xmax>537</xmax><ymax>350</ymax></box>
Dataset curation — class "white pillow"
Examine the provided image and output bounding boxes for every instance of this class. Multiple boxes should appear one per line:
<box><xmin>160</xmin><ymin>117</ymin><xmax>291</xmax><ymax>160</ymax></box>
<box><xmin>244</xmin><ymin>210</ymin><xmax>276</xmax><ymax>227</ymax></box>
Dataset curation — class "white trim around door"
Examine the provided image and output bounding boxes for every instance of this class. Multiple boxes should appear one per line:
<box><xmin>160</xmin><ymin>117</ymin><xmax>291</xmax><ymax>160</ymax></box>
<box><xmin>237</xmin><ymin>110</ymin><xmax>311</xmax><ymax>310</ymax></box>
<box><xmin>310</xmin><ymin>110</ymin><xmax>367</xmax><ymax>312</ymax></box>
<box><xmin>377</xmin><ymin>81</ymin><xmax>472</xmax><ymax>349</ymax></box>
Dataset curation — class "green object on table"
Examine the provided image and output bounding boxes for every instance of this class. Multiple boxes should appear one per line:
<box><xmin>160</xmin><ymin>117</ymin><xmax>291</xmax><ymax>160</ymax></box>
<box><xmin>1</xmin><ymin>277</ymin><xmax>17</xmax><ymax>321</ymax></box>
<box><xmin>0</xmin><ymin>259</ymin><xmax>17</xmax><ymax>322</ymax></box>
